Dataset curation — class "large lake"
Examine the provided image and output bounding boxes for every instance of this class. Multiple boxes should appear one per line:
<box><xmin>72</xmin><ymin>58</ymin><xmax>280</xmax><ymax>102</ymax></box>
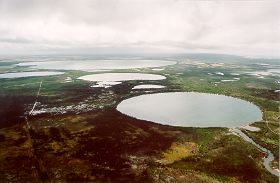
<box><xmin>16</xmin><ymin>60</ymin><xmax>176</xmax><ymax>71</ymax></box>
<box><xmin>117</xmin><ymin>92</ymin><xmax>262</xmax><ymax>127</ymax></box>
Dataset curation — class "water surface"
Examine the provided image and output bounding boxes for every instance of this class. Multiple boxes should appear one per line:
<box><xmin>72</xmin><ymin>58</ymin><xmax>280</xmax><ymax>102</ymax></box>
<box><xmin>0</xmin><ymin>71</ymin><xmax>64</xmax><ymax>78</ymax></box>
<box><xmin>132</xmin><ymin>85</ymin><xmax>166</xmax><ymax>89</ymax></box>
<box><xmin>16</xmin><ymin>60</ymin><xmax>176</xmax><ymax>71</ymax></box>
<box><xmin>78</xmin><ymin>73</ymin><xmax>166</xmax><ymax>82</ymax></box>
<box><xmin>117</xmin><ymin>92</ymin><xmax>262</xmax><ymax>127</ymax></box>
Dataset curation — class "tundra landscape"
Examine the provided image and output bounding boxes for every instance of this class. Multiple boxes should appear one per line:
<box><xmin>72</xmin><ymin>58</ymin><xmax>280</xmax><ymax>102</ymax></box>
<box><xmin>0</xmin><ymin>55</ymin><xmax>279</xmax><ymax>182</ymax></box>
<box><xmin>0</xmin><ymin>0</ymin><xmax>279</xmax><ymax>182</ymax></box>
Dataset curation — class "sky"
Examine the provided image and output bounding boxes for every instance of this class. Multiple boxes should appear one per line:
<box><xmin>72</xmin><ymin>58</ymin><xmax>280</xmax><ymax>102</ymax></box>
<box><xmin>0</xmin><ymin>0</ymin><xmax>279</xmax><ymax>57</ymax></box>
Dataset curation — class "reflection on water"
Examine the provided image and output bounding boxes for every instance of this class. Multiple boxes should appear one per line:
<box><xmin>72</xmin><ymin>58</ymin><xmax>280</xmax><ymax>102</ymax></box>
<box><xmin>117</xmin><ymin>92</ymin><xmax>262</xmax><ymax>128</ymax></box>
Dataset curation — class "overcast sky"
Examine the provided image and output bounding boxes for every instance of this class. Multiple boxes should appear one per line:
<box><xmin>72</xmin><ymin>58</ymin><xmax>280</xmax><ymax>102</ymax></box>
<box><xmin>0</xmin><ymin>0</ymin><xmax>279</xmax><ymax>57</ymax></box>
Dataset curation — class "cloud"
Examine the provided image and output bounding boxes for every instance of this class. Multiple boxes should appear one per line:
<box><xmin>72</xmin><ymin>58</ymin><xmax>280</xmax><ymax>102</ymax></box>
<box><xmin>0</xmin><ymin>0</ymin><xmax>279</xmax><ymax>57</ymax></box>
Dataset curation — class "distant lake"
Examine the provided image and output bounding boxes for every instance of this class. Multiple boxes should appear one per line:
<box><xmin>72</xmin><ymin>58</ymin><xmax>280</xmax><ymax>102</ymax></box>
<box><xmin>117</xmin><ymin>92</ymin><xmax>262</xmax><ymax>127</ymax></box>
<box><xmin>78</xmin><ymin>73</ymin><xmax>166</xmax><ymax>88</ymax></box>
<box><xmin>78</xmin><ymin>73</ymin><xmax>166</xmax><ymax>82</ymax></box>
<box><xmin>0</xmin><ymin>71</ymin><xmax>64</xmax><ymax>78</ymax></box>
<box><xmin>16</xmin><ymin>60</ymin><xmax>176</xmax><ymax>71</ymax></box>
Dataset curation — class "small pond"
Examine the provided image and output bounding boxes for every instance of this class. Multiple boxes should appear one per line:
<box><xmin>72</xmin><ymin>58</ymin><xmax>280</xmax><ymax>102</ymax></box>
<box><xmin>132</xmin><ymin>85</ymin><xmax>166</xmax><ymax>90</ymax></box>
